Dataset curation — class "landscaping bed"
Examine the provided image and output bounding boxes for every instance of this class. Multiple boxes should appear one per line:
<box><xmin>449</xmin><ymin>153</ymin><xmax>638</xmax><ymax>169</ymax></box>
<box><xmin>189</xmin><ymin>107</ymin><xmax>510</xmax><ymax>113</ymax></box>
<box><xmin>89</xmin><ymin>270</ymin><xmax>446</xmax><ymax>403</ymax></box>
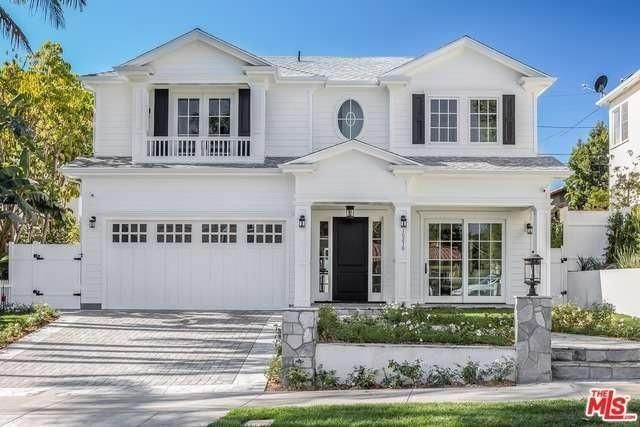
<box><xmin>318</xmin><ymin>305</ymin><xmax>514</xmax><ymax>346</ymax></box>
<box><xmin>0</xmin><ymin>304</ymin><xmax>58</xmax><ymax>347</ymax></box>
<box><xmin>212</xmin><ymin>400</ymin><xmax>640</xmax><ymax>426</ymax></box>
<box><xmin>553</xmin><ymin>303</ymin><xmax>640</xmax><ymax>340</ymax></box>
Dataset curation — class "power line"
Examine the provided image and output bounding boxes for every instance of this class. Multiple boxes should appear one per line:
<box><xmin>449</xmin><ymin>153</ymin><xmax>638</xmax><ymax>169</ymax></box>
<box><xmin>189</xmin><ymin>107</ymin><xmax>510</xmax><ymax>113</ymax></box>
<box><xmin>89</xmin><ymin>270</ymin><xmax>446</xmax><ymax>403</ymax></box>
<box><xmin>541</xmin><ymin>107</ymin><xmax>601</xmax><ymax>142</ymax></box>
<box><xmin>538</xmin><ymin>125</ymin><xmax>593</xmax><ymax>129</ymax></box>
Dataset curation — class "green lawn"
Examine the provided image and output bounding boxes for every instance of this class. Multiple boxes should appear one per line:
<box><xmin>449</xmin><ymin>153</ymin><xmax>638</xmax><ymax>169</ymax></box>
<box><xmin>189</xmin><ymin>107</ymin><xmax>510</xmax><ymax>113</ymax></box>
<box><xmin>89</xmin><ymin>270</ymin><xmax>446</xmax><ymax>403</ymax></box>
<box><xmin>0</xmin><ymin>305</ymin><xmax>57</xmax><ymax>347</ymax></box>
<box><xmin>213</xmin><ymin>400</ymin><xmax>640</xmax><ymax>426</ymax></box>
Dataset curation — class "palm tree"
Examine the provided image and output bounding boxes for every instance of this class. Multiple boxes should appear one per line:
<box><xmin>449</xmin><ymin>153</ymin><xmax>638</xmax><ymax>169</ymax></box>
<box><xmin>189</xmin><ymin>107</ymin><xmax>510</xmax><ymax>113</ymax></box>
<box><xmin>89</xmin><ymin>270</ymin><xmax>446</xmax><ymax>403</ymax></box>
<box><xmin>0</xmin><ymin>0</ymin><xmax>86</xmax><ymax>52</ymax></box>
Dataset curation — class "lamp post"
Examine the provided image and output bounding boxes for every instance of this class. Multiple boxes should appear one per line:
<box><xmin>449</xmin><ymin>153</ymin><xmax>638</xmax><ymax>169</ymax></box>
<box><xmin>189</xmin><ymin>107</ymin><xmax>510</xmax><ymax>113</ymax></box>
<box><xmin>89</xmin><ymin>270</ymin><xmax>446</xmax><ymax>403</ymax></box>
<box><xmin>524</xmin><ymin>253</ymin><xmax>543</xmax><ymax>296</ymax></box>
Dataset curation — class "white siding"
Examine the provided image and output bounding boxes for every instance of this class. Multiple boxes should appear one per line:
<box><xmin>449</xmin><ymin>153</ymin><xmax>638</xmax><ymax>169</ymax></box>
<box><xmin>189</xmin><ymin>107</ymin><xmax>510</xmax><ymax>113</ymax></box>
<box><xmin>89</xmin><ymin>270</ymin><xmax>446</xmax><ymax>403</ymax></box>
<box><xmin>150</xmin><ymin>40</ymin><xmax>249</xmax><ymax>83</ymax></box>
<box><xmin>94</xmin><ymin>83</ymin><xmax>131</xmax><ymax>156</ymax></box>
<box><xmin>266</xmin><ymin>84</ymin><xmax>311</xmax><ymax>156</ymax></box>
<box><xmin>392</xmin><ymin>47</ymin><xmax>536</xmax><ymax>157</ymax></box>
<box><xmin>79</xmin><ymin>174</ymin><xmax>294</xmax><ymax>306</ymax></box>
<box><xmin>312</xmin><ymin>87</ymin><xmax>388</xmax><ymax>151</ymax></box>
<box><xmin>609</xmin><ymin>82</ymin><xmax>640</xmax><ymax>178</ymax></box>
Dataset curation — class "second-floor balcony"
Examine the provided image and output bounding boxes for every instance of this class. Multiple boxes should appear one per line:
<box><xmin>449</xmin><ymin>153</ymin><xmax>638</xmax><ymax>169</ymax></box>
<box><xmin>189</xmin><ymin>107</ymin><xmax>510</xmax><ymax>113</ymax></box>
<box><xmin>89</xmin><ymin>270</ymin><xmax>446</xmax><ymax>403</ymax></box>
<box><xmin>144</xmin><ymin>135</ymin><xmax>252</xmax><ymax>163</ymax></box>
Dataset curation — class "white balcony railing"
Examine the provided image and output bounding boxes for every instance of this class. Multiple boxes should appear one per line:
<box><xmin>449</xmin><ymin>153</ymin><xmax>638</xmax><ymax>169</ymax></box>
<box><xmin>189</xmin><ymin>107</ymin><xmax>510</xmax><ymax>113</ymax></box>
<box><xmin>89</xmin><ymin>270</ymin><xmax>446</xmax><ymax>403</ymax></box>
<box><xmin>144</xmin><ymin>136</ymin><xmax>252</xmax><ymax>162</ymax></box>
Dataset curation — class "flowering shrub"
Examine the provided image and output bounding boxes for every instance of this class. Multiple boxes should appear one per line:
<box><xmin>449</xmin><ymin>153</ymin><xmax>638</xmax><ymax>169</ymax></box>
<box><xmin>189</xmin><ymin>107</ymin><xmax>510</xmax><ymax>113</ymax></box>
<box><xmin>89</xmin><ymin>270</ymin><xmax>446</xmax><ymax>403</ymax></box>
<box><xmin>317</xmin><ymin>305</ymin><xmax>514</xmax><ymax>346</ymax></box>
<box><xmin>552</xmin><ymin>303</ymin><xmax>640</xmax><ymax>340</ymax></box>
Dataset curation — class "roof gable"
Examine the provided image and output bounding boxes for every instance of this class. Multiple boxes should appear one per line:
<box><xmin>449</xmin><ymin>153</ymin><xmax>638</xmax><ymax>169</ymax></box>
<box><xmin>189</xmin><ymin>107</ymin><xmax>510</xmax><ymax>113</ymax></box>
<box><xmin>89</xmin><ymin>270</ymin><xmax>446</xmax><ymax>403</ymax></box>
<box><xmin>281</xmin><ymin>140</ymin><xmax>421</xmax><ymax>168</ymax></box>
<box><xmin>382</xmin><ymin>36</ymin><xmax>549</xmax><ymax>79</ymax></box>
<box><xmin>119</xmin><ymin>28</ymin><xmax>270</xmax><ymax>68</ymax></box>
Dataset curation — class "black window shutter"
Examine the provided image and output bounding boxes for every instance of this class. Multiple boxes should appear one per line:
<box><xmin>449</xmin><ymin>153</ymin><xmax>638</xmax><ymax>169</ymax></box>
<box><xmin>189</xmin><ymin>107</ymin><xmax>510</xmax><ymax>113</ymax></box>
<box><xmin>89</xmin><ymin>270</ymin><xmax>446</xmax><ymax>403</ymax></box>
<box><xmin>238</xmin><ymin>88</ymin><xmax>251</xmax><ymax>137</ymax></box>
<box><xmin>412</xmin><ymin>94</ymin><xmax>425</xmax><ymax>144</ymax></box>
<box><xmin>502</xmin><ymin>94</ymin><xmax>515</xmax><ymax>145</ymax></box>
<box><xmin>153</xmin><ymin>89</ymin><xmax>169</xmax><ymax>137</ymax></box>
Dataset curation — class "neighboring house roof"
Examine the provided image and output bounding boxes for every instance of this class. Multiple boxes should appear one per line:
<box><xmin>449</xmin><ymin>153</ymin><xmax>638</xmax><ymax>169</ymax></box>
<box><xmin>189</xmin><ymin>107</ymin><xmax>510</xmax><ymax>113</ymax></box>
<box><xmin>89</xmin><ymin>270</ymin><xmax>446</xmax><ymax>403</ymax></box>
<box><xmin>84</xmin><ymin>30</ymin><xmax>552</xmax><ymax>84</ymax></box>
<box><xmin>597</xmin><ymin>68</ymin><xmax>640</xmax><ymax>106</ymax></box>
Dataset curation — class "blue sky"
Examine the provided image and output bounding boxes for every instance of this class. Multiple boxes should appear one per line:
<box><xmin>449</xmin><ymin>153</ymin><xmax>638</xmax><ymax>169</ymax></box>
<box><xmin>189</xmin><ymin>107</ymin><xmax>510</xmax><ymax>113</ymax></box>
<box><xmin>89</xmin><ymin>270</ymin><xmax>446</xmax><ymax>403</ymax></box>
<box><xmin>3</xmin><ymin>0</ymin><xmax>639</xmax><ymax>162</ymax></box>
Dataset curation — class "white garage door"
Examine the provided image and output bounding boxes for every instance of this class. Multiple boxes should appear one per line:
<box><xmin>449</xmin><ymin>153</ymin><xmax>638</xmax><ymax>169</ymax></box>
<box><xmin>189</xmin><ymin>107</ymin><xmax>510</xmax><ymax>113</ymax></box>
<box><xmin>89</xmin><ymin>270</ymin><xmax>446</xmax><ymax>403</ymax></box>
<box><xmin>106</xmin><ymin>221</ymin><xmax>287</xmax><ymax>310</ymax></box>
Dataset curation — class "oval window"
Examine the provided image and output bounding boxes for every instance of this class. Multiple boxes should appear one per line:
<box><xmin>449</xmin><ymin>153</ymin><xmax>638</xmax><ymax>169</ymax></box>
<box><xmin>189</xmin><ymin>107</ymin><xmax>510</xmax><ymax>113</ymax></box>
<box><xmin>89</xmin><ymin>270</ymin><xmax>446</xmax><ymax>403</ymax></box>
<box><xmin>337</xmin><ymin>99</ymin><xmax>364</xmax><ymax>139</ymax></box>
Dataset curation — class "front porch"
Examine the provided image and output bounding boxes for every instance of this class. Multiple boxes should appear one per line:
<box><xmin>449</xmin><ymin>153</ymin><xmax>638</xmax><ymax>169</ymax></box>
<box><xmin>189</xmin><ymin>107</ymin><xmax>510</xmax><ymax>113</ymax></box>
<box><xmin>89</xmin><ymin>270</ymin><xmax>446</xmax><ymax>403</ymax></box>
<box><xmin>291</xmin><ymin>201</ymin><xmax>551</xmax><ymax>308</ymax></box>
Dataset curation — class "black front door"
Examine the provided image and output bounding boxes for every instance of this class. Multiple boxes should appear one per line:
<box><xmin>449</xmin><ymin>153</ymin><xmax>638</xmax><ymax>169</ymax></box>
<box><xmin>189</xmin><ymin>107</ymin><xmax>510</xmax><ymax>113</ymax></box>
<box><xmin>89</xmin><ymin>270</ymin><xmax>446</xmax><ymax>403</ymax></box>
<box><xmin>333</xmin><ymin>217</ymin><xmax>368</xmax><ymax>302</ymax></box>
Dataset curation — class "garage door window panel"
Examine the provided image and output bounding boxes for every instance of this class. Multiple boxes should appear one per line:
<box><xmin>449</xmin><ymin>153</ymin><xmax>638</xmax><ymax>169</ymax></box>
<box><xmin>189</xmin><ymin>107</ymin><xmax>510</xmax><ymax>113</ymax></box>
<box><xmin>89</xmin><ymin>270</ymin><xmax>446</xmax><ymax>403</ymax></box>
<box><xmin>112</xmin><ymin>223</ymin><xmax>147</xmax><ymax>243</ymax></box>
<box><xmin>247</xmin><ymin>223</ymin><xmax>283</xmax><ymax>244</ymax></box>
<box><xmin>157</xmin><ymin>223</ymin><xmax>192</xmax><ymax>243</ymax></box>
<box><xmin>202</xmin><ymin>223</ymin><xmax>237</xmax><ymax>243</ymax></box>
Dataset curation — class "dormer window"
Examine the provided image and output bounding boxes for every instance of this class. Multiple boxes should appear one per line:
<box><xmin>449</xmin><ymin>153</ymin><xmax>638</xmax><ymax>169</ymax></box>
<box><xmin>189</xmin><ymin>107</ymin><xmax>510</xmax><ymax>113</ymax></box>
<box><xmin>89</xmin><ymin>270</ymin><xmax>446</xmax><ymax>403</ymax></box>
<box><xmin>429</xmin><ymin>98</ymin><xmax>458</xmax><ymax>143</ymax></box>
<box><xmin>337</xmin><ymin>99</ymin><xmax>364</xmax><ymax>139</ymax></box>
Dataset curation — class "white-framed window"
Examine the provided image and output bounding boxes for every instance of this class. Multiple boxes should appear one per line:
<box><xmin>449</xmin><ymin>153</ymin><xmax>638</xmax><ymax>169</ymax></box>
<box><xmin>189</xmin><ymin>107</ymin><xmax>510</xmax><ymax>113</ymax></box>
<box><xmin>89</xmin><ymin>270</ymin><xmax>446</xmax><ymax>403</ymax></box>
<box><xmin>177</xmin><ymin>98</ymin><xmax>200</xmax><ymax>136</ymax></box>
<box><xmin>156</xmin><ymin>223</ymin><xmax>192</xmax><ymax>243</ymax></box>
<box><xmin>469</xmin><ymin>99</ymin><xmax>498</xmax><ymax>143</ymax></box>
<box><xmin>112</xmin><ymin>223</ymin><xmax>147</xmax><ymax>243</ymax></box>
<box><xmin>208</xmin><ymin>98</ymin><xmax>231</xmax><ymax>136</ymax></box>
<box><xmin>202</xmin><ymin>223</ymin><xmax>237</xmax><ymax>243</ymax></box>
<box><xmin>467</xmin><ymin>223</ymin><xmax>503</xmax><ymax>297</ymax></box>
<box><xmin>247</xmin><ymin>223</ymin><xmax>283</xmax><ymax>244</ymax></box>
<box><xmin>427</xmin><ymin>222</ymin><xmax>463</xmax><ymax>296</ymax></box>
<box><xmin>319</xmin><ymin>221</ymin><xmax>330</xmax><ymax>293</ymax></box>
<box><xmin>429</xmin><ymin>98</ymin><xmax>458</xmax><ymax>143</ymax></box>
<box><xmin>337</xmin><ymin>99</ymin><xmax>364</xmax><ymax>139</ymax></box>
<box><xmin>612</xmin><ymin>102</ymin><xmax>629</xmax><ymax>146</ymax></box>
<box><xmin>371</xmin><ymin>220</ymin><xmax>382</xmax><ymax>293</ymax></box>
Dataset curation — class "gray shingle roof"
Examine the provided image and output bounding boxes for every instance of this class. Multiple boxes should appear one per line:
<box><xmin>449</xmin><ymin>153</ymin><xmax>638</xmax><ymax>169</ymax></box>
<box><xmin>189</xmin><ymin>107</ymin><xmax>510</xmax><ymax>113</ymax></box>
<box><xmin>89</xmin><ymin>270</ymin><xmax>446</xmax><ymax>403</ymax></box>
<box><xmin>263</xmin><ymin>56</ymin><xmax>414</xmax><ymax>80</ymax></box>
<box><xmin>65</xmin><ymin>156</ymin><xmax>296</xmax><ymax>169</ymax></box>
<box><xmin>410</xmin><ymin>156</ymin><xmax>565</xmax><ymax>170</ymax></box>
<box><xmin>65</xmin><ymin>155</ymin><xmax>565</xmax><ymax>171</ymax></box>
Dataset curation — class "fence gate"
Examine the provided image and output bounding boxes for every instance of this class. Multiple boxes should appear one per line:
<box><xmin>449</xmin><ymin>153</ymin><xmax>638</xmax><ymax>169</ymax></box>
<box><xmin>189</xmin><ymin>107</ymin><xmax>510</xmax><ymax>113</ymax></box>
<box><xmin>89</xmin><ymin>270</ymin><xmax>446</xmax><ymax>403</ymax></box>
<box><xmin>9</xmin><ymin>243</ymin><xmax>81</xmax><ymax>309</ymax></box>
<box><xmin>549</xmin><ymin>247</ymin><xmax>567</xmax><ymax>305</ymax></box>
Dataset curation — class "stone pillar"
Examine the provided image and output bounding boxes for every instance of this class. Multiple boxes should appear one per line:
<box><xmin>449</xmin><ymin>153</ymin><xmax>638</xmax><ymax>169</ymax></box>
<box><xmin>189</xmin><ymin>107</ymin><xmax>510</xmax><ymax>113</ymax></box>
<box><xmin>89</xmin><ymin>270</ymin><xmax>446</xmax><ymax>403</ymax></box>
<box><xmin>393</xmin><ymin>203</ymin><xmax>412</xmax><ymax>304</ymax></box>
<box><xmin>515</xmin><ymin>296</ymin><xmax>552</xmax><ymax>383</ymax></box>
<box><xmin>282</xmin><ymin>308</ymin><xmax>317</xmax><ymax>383</ymax></box>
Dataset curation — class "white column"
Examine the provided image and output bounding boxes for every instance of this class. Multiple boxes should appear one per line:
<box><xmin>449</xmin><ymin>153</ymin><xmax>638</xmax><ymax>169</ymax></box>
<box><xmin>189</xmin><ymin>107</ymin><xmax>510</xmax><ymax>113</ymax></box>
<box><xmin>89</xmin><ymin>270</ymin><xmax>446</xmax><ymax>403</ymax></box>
<box><xmin>248</xmin><ymin>82</ymin><xmax>266</xmax><ymax>163</ymax></box>
<box><xmin>533</xmin><ymin>204</ymin><xmax>552</xmax><ymax>296</ymax></box>
<box><xmin>131</xmin><ymin>83</ymin><xmax>149</xmax><ymax>163</ymax></box>
<box><xmin>293</xmin><ymin>203</ymin><xmax>312</xmax><ymax>307</ymax></box>
<box><xmin>393</xmin><ymin>204</ymin><xmax>412</xmax><ymax>304</ymax></box>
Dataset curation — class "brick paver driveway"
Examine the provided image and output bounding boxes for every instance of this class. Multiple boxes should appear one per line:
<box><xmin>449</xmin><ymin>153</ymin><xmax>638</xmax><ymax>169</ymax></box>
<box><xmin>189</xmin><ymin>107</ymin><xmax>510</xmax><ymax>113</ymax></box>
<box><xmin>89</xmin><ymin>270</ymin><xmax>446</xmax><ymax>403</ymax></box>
<box><xmin>0</xmin><ymin>310</ymin><xmax>278</xmax><ymax>390</ymax></box>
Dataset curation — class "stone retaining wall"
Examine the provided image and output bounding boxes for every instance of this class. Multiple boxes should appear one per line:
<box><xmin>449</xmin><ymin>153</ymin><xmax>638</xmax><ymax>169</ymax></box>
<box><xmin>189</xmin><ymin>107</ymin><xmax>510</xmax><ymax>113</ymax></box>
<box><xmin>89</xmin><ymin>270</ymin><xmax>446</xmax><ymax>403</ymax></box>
<box><xmin>281</xmin><ymin>308</ymin><xmax>317</xmax><ymax>383</ymax></box>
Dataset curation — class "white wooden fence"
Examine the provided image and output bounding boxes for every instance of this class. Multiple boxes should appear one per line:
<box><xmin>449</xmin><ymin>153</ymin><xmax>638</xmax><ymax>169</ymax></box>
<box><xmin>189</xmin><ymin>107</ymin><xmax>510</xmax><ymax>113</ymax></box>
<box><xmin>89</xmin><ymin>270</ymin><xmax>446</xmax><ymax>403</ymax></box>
<box><xmin>9</xmin><ymin>243</ymin><xmax>82</xmax><ymax>309</ymax></box>
<box><xmin>549</xmin><ymin>210</ymin><xmax>609</xmax><ymax>305</ymax></box>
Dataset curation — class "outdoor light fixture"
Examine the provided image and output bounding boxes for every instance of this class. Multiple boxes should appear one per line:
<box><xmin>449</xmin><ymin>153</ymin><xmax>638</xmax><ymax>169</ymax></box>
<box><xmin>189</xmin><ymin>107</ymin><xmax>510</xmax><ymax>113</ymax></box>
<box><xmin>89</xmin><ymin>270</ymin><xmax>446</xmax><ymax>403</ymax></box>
<box><xmin>89</xmin><ymin>216</ymin><xmax>96</xmax><ymax>229</ymax></box>
<box><xmin>526</xmin><ymin>222</ymin><xmax>533</xmax><ymax>235</ymax></box>
<box><xmin>524</xmin><ymin>252</ymin><xmax>543</xmax><ymax>296</ymax></box>
<box><xmin>345</xmin><ymin>205</ymin><xmax>355</xmax><ymax>218</ymax></box>
<box><xmin>298</xmin><ymin>214</ymin><xmax>306</xmax><ymax>228</ymax></box>
<box><xmin>400</xmin><ymin>215</ymin><xmax>407</xmax><ymax>229</ymax></box>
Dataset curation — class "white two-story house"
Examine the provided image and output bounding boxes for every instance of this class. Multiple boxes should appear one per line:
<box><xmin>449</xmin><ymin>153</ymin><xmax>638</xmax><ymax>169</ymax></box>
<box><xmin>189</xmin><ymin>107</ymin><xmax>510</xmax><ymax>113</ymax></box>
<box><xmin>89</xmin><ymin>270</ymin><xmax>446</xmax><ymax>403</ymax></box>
<box><xmin>597</xmin><ymin>70</ymin><xmax>639</xmax><ymax>180</ymax></box>
<box><xmin>62</xmin><ymin>29</ymin><xmax>568</xmax><ymax>310</ymax></box>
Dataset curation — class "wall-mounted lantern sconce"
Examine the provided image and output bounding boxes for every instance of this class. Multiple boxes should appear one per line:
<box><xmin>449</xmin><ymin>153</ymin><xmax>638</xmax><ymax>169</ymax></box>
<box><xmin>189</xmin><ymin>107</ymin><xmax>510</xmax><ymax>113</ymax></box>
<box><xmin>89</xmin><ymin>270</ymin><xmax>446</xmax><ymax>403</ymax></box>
<box><xmin>400</xmin><ymin>215</ymin><xmax>407</xmax><ymax>229</ymax></box>
<box><xmin>298</xmin><ymin>214</ymin><xmax>306</xmax><ymax>228</ymax></box>
<box><xmin>345</xmin><ymin>205</ymin><xmax>355</xmax><ymax>218</ymax></box>
<box><xmin>526</xmin><ymin>223</ymin><xmax>533</xmax><ymax>235</ymax></box>
<box><xmin>89</xmin><ymin>216</ymin><xmax>97</xmax><ymax>229</ymax></box>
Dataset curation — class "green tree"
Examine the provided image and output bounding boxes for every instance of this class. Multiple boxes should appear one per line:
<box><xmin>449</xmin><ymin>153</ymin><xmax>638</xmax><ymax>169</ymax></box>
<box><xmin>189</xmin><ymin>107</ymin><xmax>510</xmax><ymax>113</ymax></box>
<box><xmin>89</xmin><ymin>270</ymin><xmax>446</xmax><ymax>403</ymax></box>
<box><xmin>0</xmin><ymin>42</ymin><xmax>92</xmax><ymax>254</ymax></box>
<box><xmin>565</xmin><ymin>121</ymin><xmax>610</xmax><ymax>210</ymax></box>
<box><xmin>1</xmin><ymin>0</ymin><xmax>86</xmax><ymax>52</ymax></box>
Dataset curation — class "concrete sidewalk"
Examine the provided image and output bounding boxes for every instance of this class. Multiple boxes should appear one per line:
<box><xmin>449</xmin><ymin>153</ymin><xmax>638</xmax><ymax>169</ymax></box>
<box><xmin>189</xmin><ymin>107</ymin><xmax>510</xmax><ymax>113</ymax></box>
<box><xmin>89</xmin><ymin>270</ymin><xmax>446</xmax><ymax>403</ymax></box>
<box><xmin>1</xmin><ymin>380</ymin><xmax>639</xmax><ymax>426</ymax></box>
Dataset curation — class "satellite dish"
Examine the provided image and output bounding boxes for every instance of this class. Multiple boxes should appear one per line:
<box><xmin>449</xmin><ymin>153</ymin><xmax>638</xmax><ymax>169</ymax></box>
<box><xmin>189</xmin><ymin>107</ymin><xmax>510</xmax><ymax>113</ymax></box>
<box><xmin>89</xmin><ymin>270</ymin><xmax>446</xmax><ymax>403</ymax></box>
<box><xmin>594</xmin><ymin>74</ymin><xmax>608</xmax><ymax>95</ymax></box>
